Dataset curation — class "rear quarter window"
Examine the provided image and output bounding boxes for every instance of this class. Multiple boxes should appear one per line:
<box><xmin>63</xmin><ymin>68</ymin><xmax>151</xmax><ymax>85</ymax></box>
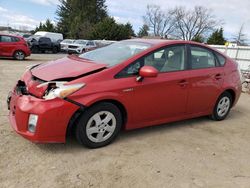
<box><xmin>215</xmin><ymin>52</ymin><xmax>226</xmax><ymax>66</ymax></box>
<box><xmin>11</xmin><ymin>37</ymin><xmax>20</xmax><ymax>42</ymax></box>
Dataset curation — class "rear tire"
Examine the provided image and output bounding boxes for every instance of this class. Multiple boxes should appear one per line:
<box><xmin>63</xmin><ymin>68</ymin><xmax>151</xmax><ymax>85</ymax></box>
<box><xmin>13</xmin><ymin>50</ymin><xmax>25</xmax><ymax>60</ymax></box>
<box><xmin>75</xmin><ymin>102</ymin><xmax>122</xmax><ymax>148</ymax></box>
<box><xmin>31</xmin><ymin>46</ymin><xmax>39</xmax><ymax>53</ymax></box>
<box><xmin>210</xmin><ymin>92</ymin><xmax>232</xmax><ymax>121</ymax></box>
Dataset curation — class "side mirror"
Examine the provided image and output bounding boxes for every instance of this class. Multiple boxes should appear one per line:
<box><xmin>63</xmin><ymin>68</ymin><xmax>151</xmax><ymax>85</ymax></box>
<box><xmin>139</xmin><ymin>66</ymin><xmax>159</xmax><ymax>78</ymax></box>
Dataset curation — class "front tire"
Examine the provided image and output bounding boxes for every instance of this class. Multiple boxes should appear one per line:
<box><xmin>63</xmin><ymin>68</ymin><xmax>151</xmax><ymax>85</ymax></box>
<box><xmin>210</xmin><ymin>92</ymin><xmax>232</xmax><ymax>121</ymax></box>
<box><xmin>75</xmin><ymin>102</ymin><xmax>122</xmax><ymax>148</ymax></box>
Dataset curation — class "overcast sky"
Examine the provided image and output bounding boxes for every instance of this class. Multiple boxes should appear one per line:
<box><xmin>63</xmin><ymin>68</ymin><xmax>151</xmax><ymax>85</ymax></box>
<box><xmin>0</xmin><ymin>0</ymin><xmax>249</xmax><ymax>41</ymax></box>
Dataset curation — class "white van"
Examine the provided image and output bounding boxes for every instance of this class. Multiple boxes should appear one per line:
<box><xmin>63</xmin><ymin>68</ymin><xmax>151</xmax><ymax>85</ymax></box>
<box><xmin>34</xmin><ymin>31</ymin><xmax>63</xmax><ymax>42</ymax></box>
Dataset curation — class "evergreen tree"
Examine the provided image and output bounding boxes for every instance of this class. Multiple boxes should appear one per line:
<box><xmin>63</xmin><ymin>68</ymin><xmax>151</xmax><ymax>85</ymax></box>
<box><xmin>89</xmin><ymin>17</ymin><xmax>135</xmax><ymax>40</ymax></box>
<box><xmin>123</xmin><ymin>23</ymin><xmax>135</xmax><ymax>38</ymax></box>
<box><xmin>44</xmin><ymin>19</ymin><xmax>55</xmax><ymax>32</ymax></box>
<box><xmin>207</xmin><ymin>28</ymin><xmax>226</xmax><ymax>45</ymax></box>
<box><xmin>33</xmin><ymin>19</ymin><xmax>56</xmax><ymax>33</ymax></box>
<box><xmin>192</xmin><ymin>35</ymin><xmax>204</xmax><ymax>43</ymax></box>
<box><xmin>138</xmin><ymin>24</ymin><xmax>149</xmax><ymax>37</ymax></box>
<box><xmin>56</xmin><ymin>0</ymin><xmax>108</xmax><ymax>38</ymax></box>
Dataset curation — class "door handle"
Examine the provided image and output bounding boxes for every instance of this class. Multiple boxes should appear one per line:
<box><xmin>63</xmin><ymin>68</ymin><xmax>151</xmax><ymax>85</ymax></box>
<box><xmin>214</xmin><ymin>74</ymin><xmax>223</xmax><ymax>80</ymax></box>
<box><xmin>178</xmin><ymin>80</ymin><xmax>188</xmax><ymax>87</ymax></box>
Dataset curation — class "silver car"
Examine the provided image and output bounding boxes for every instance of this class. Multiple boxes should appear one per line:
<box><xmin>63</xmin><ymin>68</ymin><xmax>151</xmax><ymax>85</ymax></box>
<box><xmin>68</xmin><ymin>40</ymin><xmax>97</xmax><ymax>54</ymax></box>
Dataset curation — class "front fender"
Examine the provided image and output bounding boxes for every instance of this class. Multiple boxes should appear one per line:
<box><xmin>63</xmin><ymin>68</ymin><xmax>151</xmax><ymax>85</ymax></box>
<box><xmin>69</xmin><ymin>92</ymin><xmax>124</xmax><ymax>107</ymax></box>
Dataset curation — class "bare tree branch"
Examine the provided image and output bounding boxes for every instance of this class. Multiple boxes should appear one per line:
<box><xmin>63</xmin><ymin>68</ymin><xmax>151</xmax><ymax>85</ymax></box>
<box><xmin>143</xmin><ymin>4</ymin><xmax>221</xmax><ymax>41</ymax></box>
<box><xmin>143</xmin><ymin>5</ymin><xmax>175</xmax><ymax>38</ymax></box>
<box><xmin>233</xmin><ymin>24</ymin><xmax>248</xmax><ymax>45</ymax></box>
<box><xmin>171</xmin><ymin>6</ymin><xmax>221</xmax><ymax>40</ymax></box>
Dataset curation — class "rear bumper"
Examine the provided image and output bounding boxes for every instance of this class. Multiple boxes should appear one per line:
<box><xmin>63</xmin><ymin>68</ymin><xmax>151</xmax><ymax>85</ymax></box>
<box><xmin>8</xmin><ymin>91</ymin><xmax>79</xmax><ymax>143</ymax></box>
<box><xmin>26</xmin><ymin>52</ymin><xmax>31</xmax><ymax>57</ymax></box>
<box><xmin>233</xmin><ymin>86</ymin><xmax>242</xmax><ymax>107</ymax></box>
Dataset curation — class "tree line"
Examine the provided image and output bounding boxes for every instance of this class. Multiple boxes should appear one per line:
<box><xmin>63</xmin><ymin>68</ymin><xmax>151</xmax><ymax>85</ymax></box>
<box><xmin>33</xmin><ymin>0</ymin><xmax>135</xmax><ymax>40</ymax></box>
<box><xmin>141</xmin><ymin>4</ymin><xmax>248</xmax><ymax>45</ymax></box>
<box><xmin>32</xmin><ymin>1</ymin><xmax>248</xmax><ymax>45</ymax></box>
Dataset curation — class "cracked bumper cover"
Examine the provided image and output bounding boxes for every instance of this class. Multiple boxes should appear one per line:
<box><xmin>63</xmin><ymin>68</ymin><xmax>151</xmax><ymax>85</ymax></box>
<box><xmin>8</xmin><ymin>91</ymin><xmax>79</xmax><ymax>143</ymax></box>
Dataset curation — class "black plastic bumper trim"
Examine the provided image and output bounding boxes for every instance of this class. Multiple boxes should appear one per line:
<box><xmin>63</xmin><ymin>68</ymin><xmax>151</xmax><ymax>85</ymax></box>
<box><xmin>64</xmin><ymin>98</ymin><xmax>85</xmax><ymax>111</ymax></box>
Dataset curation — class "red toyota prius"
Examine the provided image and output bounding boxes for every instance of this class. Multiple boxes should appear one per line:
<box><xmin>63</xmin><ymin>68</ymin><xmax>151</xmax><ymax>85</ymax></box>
<box><xmin>7</xmin><ymin>39</ymin><xmax>241</xmax><ymax>148</ymax></box>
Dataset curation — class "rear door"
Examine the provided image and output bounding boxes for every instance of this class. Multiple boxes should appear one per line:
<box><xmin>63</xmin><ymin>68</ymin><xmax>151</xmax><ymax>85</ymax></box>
<box><xmin>186</xmin><ymin>45</ymin><xmax>224</xmax><ymax>114</ymax></box>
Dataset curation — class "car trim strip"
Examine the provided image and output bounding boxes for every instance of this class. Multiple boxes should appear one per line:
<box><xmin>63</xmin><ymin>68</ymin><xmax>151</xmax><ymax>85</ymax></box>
<box><xmin>64</xmin><ymin>98</ymin><xmax>85</xmax><ymax>111</ymax></box>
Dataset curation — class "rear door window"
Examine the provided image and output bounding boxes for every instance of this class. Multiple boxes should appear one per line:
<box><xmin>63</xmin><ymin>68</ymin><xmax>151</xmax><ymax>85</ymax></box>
<box><xmin>11</xmin><ymin>37</ymin><xmax>20</xmax><ymax>42</ymax></box>
<box><xmin>190</xmin><ymin>46</ymin><xmax>216</xmax><ymax>69</ymax></box>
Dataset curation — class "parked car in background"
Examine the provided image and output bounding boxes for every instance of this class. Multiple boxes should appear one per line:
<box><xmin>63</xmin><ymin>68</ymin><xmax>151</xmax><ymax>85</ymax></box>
<box><xmin>60</xmin><ymin>39</ymin><xmax>75</xmax><ymax>52</ymax></box>
<box><xmin>34</xmin><ymin>31</ymin><xmax>63</xmax><ymax>42</ymax></box>
<box><xmin>68</xmin><ymin>40</ymin><xmax>97</xmax><ymax>54</ymax></box>
<box><xmin>28</xmin><ymin>36</ymin><xmax>60</xmax><ymax>53</ymax></box>
<box><xmin>0</xmin><ymin>33</ymin><xmax>31</xmax><ymax>60</ymax></box>
<box><xmin>21</xmin><ymin>34</ymin><xmax>32</xmax><ymax>41</ymax></box>
<box><xmin>7</xmin><ymin>39</ymin><xmax>241</xmax><ymax>148</ymax></box>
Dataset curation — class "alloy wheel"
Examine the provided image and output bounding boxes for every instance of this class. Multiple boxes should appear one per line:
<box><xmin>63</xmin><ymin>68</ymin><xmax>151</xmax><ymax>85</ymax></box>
<box><xmin>217</xmin><ymin>96</ymin><xmax>230</xmax><ymax>117</ymax></box>
<box><xmin>15</xmin><ymin>51</ymin><xmax>25</xmax><ymax>60</ymax></box>
<box><xmin>86</xmin><ymin>111</ymin><xmax>116</xmax><ymax>143</ymax></box>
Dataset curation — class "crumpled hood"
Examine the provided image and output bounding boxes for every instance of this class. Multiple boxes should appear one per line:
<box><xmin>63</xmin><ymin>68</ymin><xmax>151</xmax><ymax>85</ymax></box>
<box><xmin>31</xmin><ymin>55</ymin><xmax>107</xmax><ymax>81</ymax></box>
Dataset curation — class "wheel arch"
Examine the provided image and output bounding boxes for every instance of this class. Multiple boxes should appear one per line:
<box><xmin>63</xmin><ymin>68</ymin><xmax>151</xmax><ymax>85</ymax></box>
<box><xmin>221</xmin><ymin>88</ymin><xmax>236</xmax><ymax>107</ymax></box>
<box><xmin>13</xmin><ymin>49</ymin><xmax>26</xmax><ymax>57</ymax></box>
<box><xmin>66</xmin><ymin>99</ymin><xmax>128</xmax><ymax>139</ymax></box>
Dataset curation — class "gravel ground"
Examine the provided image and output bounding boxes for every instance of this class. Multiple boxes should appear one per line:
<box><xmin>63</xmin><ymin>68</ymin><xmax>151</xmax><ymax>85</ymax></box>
<box><xmin>0</xmin><ymin>54</ymin><xmax>250</xmax><ymax>188</ymax></box>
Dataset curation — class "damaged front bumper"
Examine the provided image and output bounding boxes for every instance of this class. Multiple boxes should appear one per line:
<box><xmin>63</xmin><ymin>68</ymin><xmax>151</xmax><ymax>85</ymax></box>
<box><xmin>7</xmin><ymin>87</ymin><xmax>79</xmax><ymax>143</ymax></box>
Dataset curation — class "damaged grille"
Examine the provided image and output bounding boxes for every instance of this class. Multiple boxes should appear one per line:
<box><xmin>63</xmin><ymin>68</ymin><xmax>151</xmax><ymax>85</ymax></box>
<box><xmin>15</xmin><ymin>80</ymin><xmax>29</xmax><ymax>95</ymax></box>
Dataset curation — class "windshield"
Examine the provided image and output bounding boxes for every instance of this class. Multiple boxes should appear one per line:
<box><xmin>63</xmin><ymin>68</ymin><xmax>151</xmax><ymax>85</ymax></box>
<box><xmin>63</xmin><ymin>39</ymin><xmax>74</xmax><ymax>44</ymax></box>
<box><xmin>75</xmin><ymin>40</ymin><xmax>87</xmax><ymax>44</ymax></box>
<box><xmin>79</xmin><ymin>41</ymin><xmax>152</xmax><ymax>66</ymax></box>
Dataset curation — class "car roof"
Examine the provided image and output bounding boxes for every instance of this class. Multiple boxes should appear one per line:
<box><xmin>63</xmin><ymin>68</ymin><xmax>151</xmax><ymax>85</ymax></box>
<box><xmin>129</xmin><ymin>38</ymin><xmax>221</xmax><ymax>49</ymax></box>
<box><xmin>126</xmin><ymin>38</ymin><xmax>227</xmax><ymax>58</ymax></box>
<box><xmin>128</xmin><ymin>38</ymin><xmax>209</xmax><ymax>46</ymax></box>
<box><xmin>127</xmin><ymin>38</ymin><xmax>172</xmax><ymax>45</ymax></box>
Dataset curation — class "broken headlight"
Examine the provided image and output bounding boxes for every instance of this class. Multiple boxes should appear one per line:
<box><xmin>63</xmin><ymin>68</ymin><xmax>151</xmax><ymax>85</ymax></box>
<box><xmin>37</xmin><ymin>81</ymin><xmax>85</xmax><ymax>100</ymax></box>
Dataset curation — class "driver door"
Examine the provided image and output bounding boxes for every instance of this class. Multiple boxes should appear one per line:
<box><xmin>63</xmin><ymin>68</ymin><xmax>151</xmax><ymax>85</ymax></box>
<box><xmin>117</xmin><ymin>45</ymin><xmax>189</xmax><ymax>129</ymax></box>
